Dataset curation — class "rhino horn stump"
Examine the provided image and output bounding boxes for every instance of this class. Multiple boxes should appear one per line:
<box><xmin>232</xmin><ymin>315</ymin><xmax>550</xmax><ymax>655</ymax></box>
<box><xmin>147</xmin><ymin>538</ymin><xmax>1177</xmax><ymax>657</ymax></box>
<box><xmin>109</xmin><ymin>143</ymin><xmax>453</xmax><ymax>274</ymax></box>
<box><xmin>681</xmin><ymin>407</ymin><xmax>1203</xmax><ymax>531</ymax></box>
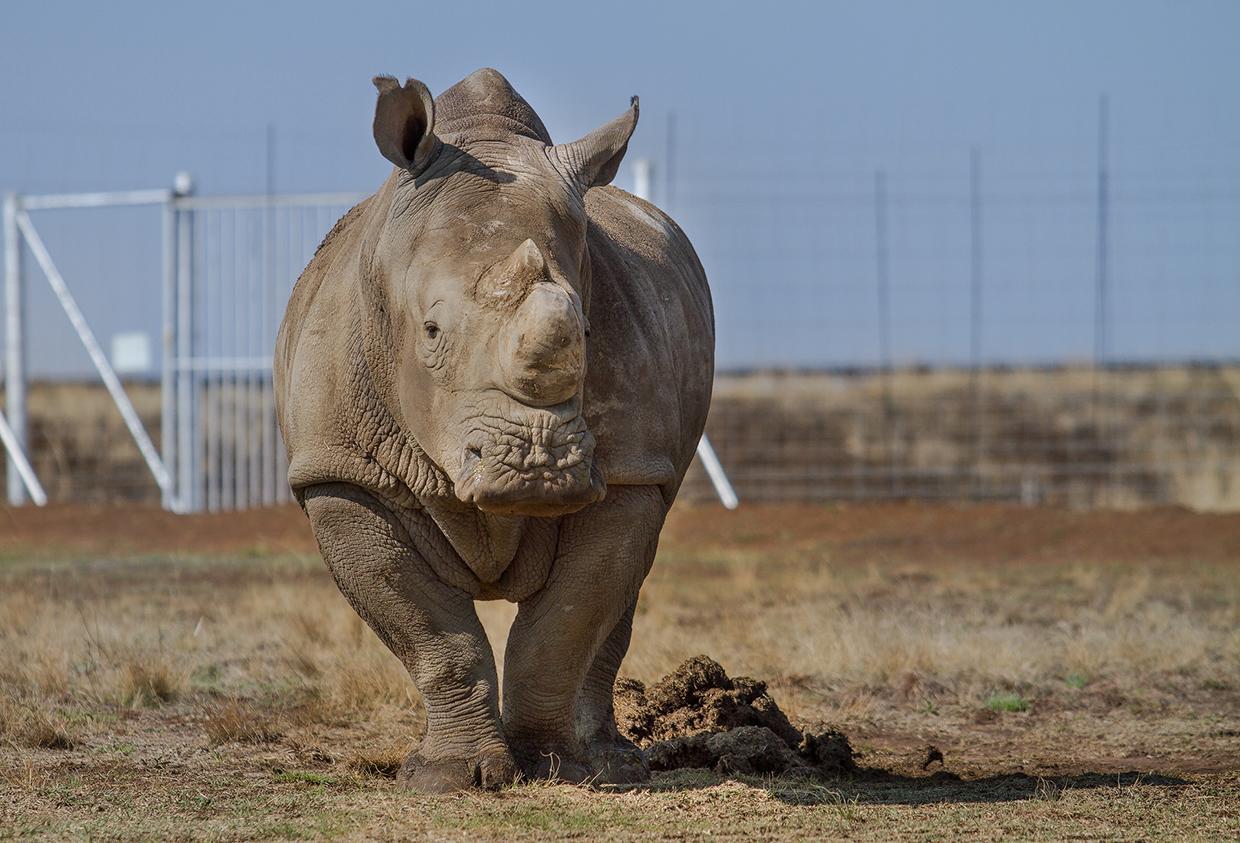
<box><xmin>488</xmin><ymin>240</ymin><xmax>585</xmax><ymax>407</ymax></box>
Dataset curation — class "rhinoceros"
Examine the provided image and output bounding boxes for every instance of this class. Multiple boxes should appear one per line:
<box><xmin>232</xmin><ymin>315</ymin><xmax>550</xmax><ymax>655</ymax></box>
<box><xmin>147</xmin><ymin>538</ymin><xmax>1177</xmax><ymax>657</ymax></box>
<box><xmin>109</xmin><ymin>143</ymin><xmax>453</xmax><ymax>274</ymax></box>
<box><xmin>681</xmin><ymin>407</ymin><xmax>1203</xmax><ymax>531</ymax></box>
<box><xmin>274</xmin><ymin>68</ymin><xmax>713</xmax><ymax>791</ymax></box>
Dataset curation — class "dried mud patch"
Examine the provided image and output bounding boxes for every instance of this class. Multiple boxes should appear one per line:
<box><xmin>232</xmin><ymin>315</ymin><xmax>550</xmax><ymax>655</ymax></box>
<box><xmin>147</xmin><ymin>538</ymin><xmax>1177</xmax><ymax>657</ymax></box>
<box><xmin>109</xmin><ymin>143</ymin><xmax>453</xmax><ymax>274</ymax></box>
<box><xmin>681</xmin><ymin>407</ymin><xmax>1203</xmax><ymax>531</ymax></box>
<box><xmin>615</xmin><ymin>655</ymin><xmax>855</xmax><ymax>777</ymax></box>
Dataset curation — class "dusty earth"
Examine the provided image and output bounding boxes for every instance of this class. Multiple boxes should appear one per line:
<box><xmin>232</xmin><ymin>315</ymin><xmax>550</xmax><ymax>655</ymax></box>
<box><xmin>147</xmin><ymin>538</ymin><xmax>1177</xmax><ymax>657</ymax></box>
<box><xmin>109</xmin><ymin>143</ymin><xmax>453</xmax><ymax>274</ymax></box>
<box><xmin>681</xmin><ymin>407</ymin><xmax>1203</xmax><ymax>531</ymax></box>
<box><xmin>1</xmin><ymin>501</ymin><xmax>1238</xmax><ymax>839</ymax></box>
<box><xmin>4</xmin><ymin>498</ymin><xmax>1240</xmax><ymax>562</ymax></box>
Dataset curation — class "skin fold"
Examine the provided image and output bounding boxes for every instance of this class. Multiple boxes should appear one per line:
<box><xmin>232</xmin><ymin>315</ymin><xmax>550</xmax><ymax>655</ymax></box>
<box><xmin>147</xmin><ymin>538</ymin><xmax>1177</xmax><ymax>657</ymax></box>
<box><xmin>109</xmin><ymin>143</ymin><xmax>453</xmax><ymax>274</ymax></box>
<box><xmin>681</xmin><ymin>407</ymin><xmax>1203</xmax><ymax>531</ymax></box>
<box><xmin>274</xmin><ymin>68</ymin><xmax>714</xmax><ymax>792</ymax></box>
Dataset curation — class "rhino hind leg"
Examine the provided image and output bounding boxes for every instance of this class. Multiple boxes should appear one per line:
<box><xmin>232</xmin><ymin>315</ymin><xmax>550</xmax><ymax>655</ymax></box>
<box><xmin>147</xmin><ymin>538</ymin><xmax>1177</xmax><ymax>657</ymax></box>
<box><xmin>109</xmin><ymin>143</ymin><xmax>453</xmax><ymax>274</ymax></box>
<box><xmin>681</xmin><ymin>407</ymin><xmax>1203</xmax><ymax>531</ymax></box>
<box><xmin>501</xmin><ymin>485</ymin><xmax>664</xmax><ymax>785</ymax></box>
<box><xmin>302</xmin><ymin>483</ymin><xmax>515</xmax><ymax>793</ymax></box>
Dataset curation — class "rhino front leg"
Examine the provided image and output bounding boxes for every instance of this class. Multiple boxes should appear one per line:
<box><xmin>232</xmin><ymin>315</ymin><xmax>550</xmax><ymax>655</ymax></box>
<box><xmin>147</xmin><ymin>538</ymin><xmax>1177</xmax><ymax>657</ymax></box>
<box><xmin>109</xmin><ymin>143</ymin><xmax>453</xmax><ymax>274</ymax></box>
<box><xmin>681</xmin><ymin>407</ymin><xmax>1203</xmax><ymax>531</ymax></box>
<box><xmin>302</xmin><ymin>483</ymin><xmax>515</xmax><ymax>792</ymax></box>
<box><xmin>573</xmin><ymin>599</ymin><xmax>650</xmax><ymax>783</ymax></box>
<box><xmin>501</xmin><ymin>485</ymin><xmax>664</xmax><ymax>784</ymax></box>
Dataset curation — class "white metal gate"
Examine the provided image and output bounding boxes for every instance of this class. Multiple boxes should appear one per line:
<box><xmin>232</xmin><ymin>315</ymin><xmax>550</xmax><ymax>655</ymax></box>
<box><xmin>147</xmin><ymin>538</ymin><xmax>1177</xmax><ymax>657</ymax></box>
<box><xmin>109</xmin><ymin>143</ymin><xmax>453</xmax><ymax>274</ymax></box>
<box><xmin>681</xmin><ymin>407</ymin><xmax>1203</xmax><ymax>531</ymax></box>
<box><xmin>2</xmin><ymin>180</ymin><xmax>360</xmax><ymax>512</ymax></box>
<box><xmin>169</xmin><ymin>190</ymin><xmax>360</xmax><ymax>511</ymax></box>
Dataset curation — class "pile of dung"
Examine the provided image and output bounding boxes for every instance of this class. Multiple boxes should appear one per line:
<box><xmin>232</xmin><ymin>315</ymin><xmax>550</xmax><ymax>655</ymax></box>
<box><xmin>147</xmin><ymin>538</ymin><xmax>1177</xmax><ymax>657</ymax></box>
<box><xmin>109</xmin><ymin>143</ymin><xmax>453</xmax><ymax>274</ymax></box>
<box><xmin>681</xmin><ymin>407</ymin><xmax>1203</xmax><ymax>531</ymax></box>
<box><xmin>614</xmin><ymin>655</ymin><xmax>855</xmax><ymax>777</ymax></box>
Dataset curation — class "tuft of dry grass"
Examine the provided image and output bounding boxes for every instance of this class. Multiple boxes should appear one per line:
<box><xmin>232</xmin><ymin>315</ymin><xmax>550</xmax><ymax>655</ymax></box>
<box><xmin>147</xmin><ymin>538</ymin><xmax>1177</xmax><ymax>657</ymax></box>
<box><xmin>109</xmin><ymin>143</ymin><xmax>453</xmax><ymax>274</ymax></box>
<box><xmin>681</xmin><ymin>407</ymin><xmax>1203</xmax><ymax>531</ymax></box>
<box><xmin>0</xmin><ymin>696</ymin><xmax>77</xmax><ymax>750</ymax></box>
<box><xmin>0</xmin><ymin>704</ymin><xmax>75</xmax><ymax>748</ymax></box>
<box><xmin>202</xmin><ymin>697</ymin><xmax>283</xmax><ymax>745</ymax></box>
<box><xmin>116</xmin><ymin>659</ymin><xmax>184</xmax><ymax>707</ymax></box>
<box><xmin>342</xmin><ymin>739</ymin><xmax>411</xmax><ymax>779</ymax></box>
<box><xmin>270</xmin><ymin>589</ymin><xmax>426</xmax><ymax>728</ymax></box>
<box><xmin>620</xmin><ymin>547</ymin><xmax>1240</xmax><ymax>727</ymax></box>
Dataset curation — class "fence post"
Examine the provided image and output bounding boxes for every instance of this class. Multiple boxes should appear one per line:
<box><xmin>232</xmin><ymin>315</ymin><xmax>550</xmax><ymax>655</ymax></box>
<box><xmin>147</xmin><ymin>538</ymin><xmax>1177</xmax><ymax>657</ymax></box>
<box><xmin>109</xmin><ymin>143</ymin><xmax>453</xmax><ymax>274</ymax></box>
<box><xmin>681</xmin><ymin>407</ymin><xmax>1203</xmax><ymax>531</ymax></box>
<box><xmin>969</xmin><ymin>147</ymin><xmax>985</xmax><ymax>499</ymax></box>
<box><xmin>3</xmin><ymin>192</ymin><xmax>27</xmax><ymax>506</ymax></box>
<box><xmin>174</xmin><ymin>172</ymin><xmax>197</xmax><ymax>511</ymax></box>
<box><xmin>874</xmin><ymin>170</ymin><xmax>895</xmax><ymax>497</ymax></box>
<box><xmin>161</xmin><ymin>189</ymin><xmax>178</xmax><ymax>510</ymax></box>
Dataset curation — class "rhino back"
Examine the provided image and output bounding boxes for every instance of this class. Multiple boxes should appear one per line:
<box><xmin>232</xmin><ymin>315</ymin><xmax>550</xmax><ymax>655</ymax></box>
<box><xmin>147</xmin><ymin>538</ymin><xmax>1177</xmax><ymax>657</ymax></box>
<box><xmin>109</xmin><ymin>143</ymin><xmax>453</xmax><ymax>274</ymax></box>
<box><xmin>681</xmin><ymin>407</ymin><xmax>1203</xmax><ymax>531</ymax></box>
<box><xmin>582</xmin><ymin>187</ymin><xmax>715</xmax><ymax>499</ymax></box>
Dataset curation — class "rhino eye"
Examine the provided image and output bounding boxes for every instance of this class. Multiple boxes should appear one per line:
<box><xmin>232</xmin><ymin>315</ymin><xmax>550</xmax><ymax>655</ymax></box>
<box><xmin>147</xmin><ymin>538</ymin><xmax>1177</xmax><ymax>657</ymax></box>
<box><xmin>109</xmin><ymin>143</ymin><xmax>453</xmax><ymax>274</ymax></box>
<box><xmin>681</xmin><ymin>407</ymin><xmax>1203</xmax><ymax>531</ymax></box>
<box><xmin>424</xmin><ymin>322</ymin><xmax>440</xmax><ymax>340</ymax></box>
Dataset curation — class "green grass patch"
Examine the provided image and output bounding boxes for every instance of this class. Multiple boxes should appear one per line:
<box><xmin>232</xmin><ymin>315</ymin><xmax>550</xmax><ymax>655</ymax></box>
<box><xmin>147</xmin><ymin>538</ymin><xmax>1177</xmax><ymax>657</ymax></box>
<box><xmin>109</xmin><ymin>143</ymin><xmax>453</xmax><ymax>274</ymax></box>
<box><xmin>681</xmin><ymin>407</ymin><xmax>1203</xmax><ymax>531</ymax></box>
<box><xmin>272</xmin><ymin>769</ymin><xmax>339</xmax><ymax>787</ymax></box>
<box><xmin>986</xmin><ymin>693</ymin><xmax>1030</xmax><ymax>713</ymax></box>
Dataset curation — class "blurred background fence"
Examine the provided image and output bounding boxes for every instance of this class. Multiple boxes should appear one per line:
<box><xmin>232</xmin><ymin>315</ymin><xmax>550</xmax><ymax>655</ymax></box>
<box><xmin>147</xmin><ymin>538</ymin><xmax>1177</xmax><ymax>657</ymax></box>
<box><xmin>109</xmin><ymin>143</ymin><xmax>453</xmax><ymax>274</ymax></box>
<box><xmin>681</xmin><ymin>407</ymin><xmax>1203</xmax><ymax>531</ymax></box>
<box><xmin>2</xmin><ymin>106</ymin><xmax>1238</xmax><ymax>511</ymax></box>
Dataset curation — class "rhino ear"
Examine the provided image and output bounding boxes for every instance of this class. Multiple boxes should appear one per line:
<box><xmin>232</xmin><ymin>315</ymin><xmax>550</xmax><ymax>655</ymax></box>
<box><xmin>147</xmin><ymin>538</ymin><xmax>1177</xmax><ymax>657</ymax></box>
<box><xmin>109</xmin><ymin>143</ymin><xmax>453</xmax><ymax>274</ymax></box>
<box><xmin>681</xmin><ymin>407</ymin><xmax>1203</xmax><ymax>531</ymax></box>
<box><xmin>372</xmin><ymin>75</ymin><xmax>441</xmax><ymax>174</ymax></box>
<box><xmin>553</xmin><ymin>96</ymin><xmax>639</xmax><ymax>189</ymax></box>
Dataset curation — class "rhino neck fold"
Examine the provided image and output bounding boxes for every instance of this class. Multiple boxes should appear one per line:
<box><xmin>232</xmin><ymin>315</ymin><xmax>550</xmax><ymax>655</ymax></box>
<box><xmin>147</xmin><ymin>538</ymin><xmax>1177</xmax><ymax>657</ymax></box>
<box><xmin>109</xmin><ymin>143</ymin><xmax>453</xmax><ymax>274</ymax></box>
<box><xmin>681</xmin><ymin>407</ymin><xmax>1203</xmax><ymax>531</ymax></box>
<box><xmin>343</xmin><ymin>366</ymin><xmax>530</xmax><ymax>584</ymax></box>
<box><xmin>421</xmin><ymin>501</ymin><xmax>528</xmax><ymax>584</ymax></box>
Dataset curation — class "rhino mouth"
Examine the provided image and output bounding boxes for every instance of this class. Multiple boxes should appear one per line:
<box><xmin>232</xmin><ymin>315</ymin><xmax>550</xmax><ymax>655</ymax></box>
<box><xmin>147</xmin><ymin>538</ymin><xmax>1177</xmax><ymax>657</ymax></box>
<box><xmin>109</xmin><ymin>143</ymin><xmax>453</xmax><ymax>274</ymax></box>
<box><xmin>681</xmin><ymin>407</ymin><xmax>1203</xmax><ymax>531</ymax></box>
<box><xmin>453</xmin><ymin>398</ymin><xmax>606</xmax><ymax>516</ymax></box>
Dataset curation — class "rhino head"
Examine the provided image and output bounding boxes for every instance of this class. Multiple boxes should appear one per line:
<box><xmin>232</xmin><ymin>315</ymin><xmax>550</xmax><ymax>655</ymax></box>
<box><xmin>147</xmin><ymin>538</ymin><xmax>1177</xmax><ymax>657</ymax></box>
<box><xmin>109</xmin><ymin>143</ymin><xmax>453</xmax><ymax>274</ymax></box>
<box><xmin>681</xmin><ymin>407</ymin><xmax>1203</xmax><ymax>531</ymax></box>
<box><xmin>359</xmin><ymin>70</ymin><xmax>637</xmax><ymax>517</ymax></box>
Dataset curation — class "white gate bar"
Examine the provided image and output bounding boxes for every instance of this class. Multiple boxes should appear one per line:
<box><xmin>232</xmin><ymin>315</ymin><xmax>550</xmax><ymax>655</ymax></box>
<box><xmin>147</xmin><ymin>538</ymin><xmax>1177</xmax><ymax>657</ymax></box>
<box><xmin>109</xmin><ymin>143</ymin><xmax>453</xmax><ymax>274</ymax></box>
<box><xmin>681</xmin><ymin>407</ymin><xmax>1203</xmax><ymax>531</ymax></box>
<box><xmin>175</xmin><ymin>192</ymin><xmax>363</xmax><ymax>211</ymax></box>
<box><xmin>0</xmin><ymin>408</ymin><xmax>46</xmax><ymax>506</ymax></box>
<box><xmin>175</xmin><ymin>193</ymin><xmax>196</xmax><ymax>511</ymax></box>
<box><xmin>20</xmin><ymin>189</ymin><xmax>171</xmax><ymax>211</ymax></box>
<box><xmin>160</xmin><ymin>197</ymin><xmax>176</xmax><ymax>510</ymax></box>
<box><xmin>15</xmin><ymin>210</ymin><xmax>179</xmax><ymax>508</ymax></box>
<box><xmin>174</xmin><ymin>357</ymin><xmax>274</xmax><ymax>371</ymax></box>
<box><xmin>4</xmin><ymin>192</ymin><xmax>27</xmax><ymax>505</ymax></box>
<box><xmin>695</xmin><ymin>432</ymin><xmax>739</xmax><ymax>510</ymax></box>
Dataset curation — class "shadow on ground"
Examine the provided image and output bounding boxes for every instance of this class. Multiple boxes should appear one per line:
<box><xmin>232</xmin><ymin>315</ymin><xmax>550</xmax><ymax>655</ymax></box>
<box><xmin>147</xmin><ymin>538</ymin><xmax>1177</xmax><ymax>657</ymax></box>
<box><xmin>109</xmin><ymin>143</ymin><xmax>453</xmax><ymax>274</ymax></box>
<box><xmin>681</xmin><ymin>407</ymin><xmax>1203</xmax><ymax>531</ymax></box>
<box><xmin>618</xmin><ymin>768</ymin><xmax>1191</xmax><ymax>806</ymax></box>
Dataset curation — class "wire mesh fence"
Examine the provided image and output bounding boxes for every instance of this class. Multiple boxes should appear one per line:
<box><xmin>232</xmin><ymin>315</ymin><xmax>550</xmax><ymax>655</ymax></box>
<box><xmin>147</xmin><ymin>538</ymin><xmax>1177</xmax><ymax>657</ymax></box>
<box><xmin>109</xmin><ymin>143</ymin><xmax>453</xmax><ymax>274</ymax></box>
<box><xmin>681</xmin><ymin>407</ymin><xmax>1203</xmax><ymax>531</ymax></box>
<box><xmin>2</xmin><ymin>143</ymin><xmax>1238</xmax><ymax>510</ymax></box>
<box><xmin>172</xmin><ymin>198</ymin><xmax>358</xmax><ymax>511</ymax></box>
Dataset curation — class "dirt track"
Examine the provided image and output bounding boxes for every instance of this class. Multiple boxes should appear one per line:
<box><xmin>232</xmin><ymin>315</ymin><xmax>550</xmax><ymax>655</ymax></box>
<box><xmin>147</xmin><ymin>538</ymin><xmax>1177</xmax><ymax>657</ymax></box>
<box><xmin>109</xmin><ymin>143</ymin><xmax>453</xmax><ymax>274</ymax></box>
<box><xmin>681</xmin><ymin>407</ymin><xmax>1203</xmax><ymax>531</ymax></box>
<box><xmin>4</xmin><ymin>500</ymin><xmax>1240</xmax><ymax>563</ymax></box>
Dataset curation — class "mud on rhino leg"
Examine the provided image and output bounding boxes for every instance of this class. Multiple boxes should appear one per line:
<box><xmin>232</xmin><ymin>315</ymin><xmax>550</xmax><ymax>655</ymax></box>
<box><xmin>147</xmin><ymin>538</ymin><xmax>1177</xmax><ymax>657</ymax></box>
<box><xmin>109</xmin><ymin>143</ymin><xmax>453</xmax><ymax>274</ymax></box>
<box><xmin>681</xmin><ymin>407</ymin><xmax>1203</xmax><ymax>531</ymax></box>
<box><xmin>302</xmin><ymin>483</ymin><xmax>515</xmax><ymax>793</ymax></box>
<box><xmin>501</xmin><ymin>485</ymin><xmax>664</xmax><ymax>784</ymax></box>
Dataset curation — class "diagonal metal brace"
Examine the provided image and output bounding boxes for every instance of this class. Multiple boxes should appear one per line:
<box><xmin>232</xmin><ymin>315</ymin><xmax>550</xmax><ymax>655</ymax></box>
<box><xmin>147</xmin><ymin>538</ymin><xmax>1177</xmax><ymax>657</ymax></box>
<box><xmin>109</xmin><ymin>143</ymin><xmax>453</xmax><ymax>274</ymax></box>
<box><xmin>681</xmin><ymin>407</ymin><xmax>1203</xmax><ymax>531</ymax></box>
<box><xmin>15</xmin><ymin>210</ymin><xmax>181</xmax><ymax>510</ymax></box>
<box><xmin>0</xmin><ymin>407</ymin><xmax>45</xmax><ymax>505</ymax></box>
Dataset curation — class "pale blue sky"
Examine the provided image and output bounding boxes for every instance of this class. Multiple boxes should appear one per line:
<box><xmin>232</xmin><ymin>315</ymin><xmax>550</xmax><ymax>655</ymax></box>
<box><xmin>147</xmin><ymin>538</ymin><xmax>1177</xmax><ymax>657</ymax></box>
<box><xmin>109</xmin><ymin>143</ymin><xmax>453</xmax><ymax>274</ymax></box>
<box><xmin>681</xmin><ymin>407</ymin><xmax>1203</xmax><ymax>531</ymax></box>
<box><xmin>2</xmin><ymin>0</ymin><xmax>1238</xmax><ymax>373</ymax></box>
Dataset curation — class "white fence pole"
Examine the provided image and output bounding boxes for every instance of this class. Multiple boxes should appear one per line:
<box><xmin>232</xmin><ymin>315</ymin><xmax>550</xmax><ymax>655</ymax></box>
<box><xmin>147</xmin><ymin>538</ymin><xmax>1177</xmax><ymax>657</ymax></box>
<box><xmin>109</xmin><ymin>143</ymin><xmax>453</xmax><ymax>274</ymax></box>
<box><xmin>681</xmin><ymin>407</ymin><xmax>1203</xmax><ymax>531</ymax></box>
<box><xmin>0</xmin><ymin>408</ymin><xmax>45</xmax><ymax>505</ymax></box>
<box><xmin>695</xmin><ymin>434</ymin><xmax>739</xmax><ymax>510</ymax></box>
<box><xmin>4</xmin><ymin>192</ymin><xmax>29</xmax><ymax>505</ymax></box>
<box><xmin>15</xmin><ymin>210</ymin><xmax>177</xmax><ymax>504</ymax></box>
<box><xmin>174</xmin><ymin>173</ymin><xmax>196</xmax><ymax>511</ymax></box>
<box><xmin>630</xmin><ymin>158</ymin><xmax>739</xmax><ymax>509</ymax></box>
<box><xmin>633</xmin><ymin>159</ymin><xmax>654</xmax><ymax>205</ymax></box>
<box><xmin>160</xmin><ymin>191</ymin><xmax>177</xmax><ymax>510</ymax></box>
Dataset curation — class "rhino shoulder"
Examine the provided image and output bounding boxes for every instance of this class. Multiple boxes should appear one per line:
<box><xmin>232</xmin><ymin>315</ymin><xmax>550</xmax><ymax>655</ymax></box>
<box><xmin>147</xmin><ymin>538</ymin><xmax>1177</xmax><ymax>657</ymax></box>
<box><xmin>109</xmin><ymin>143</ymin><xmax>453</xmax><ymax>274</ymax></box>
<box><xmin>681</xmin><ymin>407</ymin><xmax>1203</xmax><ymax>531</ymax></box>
<box><xmin>275</xmin><ymin>196</ymin><xmax>448</xmax><ymax>508</ymax></box>
<box><xmin>580</xmin><ymin>187</ymin><xmax>715</xmax><ymax>498</ymax></box>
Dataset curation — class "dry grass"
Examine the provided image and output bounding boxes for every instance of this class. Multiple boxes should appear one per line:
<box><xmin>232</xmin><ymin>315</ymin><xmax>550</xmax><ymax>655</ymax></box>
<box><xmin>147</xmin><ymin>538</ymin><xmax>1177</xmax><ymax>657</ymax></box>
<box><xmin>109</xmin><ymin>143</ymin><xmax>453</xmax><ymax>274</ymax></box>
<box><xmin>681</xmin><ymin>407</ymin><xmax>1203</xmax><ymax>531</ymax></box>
<box><xmin>0</xmin><ymin>696</ymin><xmax>76</xmax><ymax>750</ymax></box>
<box><xmin>0</xmin><ymin>503</ymin><xmax>1237</xmax><ymax>839</ymax></box>
<box><xmin>201</xmin><ymin>697</ymin><xmax>283</xmax><ymax>746</ymax></box>
<box><xmin>626</xmin><ymin>549</ymin><xmax>1240</xmax><ymax>725</ymax></box>
<box><xmin>13</xmin><ymin>365</ymin><xmax>1240</xmax><ymax>510</ymax></box>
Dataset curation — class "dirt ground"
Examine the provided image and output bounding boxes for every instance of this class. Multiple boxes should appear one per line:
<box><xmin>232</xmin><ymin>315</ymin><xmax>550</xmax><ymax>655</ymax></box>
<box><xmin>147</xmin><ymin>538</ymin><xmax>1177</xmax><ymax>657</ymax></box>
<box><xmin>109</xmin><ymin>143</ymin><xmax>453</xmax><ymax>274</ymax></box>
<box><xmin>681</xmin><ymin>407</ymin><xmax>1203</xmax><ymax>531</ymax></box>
<box><xmin>1</xmin><ymin>501</ymin><xmax>1238</xmax><ymax>840</ymax></box>
<box><xmin>5</xmin><ymin>498</ymin><xmax>1240</xmax><ymax>563</ymax></box>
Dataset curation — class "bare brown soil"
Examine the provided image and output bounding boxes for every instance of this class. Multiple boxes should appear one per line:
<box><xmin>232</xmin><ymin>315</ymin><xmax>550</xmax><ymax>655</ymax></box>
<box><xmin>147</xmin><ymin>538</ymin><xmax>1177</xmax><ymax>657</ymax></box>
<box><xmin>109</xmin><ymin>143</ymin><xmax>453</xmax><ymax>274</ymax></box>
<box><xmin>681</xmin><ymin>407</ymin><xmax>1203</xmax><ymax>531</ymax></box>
<box><xmin>4</xmin><ymin>499</ymin><xmax>1240</xmax><ymax>564</ymax></box>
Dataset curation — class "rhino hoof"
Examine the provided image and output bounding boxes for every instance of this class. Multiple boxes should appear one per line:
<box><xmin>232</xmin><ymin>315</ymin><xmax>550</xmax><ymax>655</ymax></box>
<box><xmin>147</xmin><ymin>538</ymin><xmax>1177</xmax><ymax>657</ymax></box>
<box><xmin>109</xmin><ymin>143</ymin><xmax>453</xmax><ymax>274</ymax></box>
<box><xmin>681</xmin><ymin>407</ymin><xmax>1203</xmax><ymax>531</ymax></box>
<box><xmin>587</xmin><ymin>738</ymin><xmax>651</xmax><ymax>785</ymax></box>
<box><xmin>398</xmin><ymin>746</ymin><xmax>517</xmax><ymax>793</ymax></box>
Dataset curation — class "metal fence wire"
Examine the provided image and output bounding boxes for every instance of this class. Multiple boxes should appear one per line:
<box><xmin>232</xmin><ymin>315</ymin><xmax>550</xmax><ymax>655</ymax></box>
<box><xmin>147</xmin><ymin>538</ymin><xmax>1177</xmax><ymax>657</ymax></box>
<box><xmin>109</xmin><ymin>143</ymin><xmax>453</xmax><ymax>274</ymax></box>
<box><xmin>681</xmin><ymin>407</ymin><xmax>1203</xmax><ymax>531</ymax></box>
<box><xmin>1</xmin><ymin>145</ymin><xmax>1238</xmax><ymax>511</ymax></box>
<box><xmin>170</xmin><ymin>195</ymin><xmax>359</xmax><ymax>511</ymax></box>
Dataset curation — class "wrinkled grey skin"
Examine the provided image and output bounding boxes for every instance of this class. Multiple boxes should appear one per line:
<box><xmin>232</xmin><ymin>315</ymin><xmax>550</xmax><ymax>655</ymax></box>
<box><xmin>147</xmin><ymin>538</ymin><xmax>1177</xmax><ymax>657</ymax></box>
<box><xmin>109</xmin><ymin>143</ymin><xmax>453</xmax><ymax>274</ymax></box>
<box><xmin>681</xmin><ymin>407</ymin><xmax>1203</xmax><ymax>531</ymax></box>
<box><xmin>274</xmin><ymin>68</ymin><xmax>713</xmax><ymax>792</ymax></box>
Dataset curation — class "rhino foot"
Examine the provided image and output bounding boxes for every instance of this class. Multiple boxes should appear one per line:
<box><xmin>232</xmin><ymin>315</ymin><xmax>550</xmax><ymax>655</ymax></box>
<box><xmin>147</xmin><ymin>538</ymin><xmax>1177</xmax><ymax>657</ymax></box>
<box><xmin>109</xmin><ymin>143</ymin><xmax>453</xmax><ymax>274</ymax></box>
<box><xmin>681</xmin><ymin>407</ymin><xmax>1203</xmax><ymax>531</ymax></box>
<box><xmin>585</xmin><ymin>736</ymin><xmax>650</xmax><ymax>785</ymax></box>
<box><xmin>398</xmin><ymin>744</ymin><xmax>517</xmax><ymax>793</ymax></box>
<box><xmin>509</xmin><ymin>741</ymin><xmax>595</xmax><ymax>785</ymax></box>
